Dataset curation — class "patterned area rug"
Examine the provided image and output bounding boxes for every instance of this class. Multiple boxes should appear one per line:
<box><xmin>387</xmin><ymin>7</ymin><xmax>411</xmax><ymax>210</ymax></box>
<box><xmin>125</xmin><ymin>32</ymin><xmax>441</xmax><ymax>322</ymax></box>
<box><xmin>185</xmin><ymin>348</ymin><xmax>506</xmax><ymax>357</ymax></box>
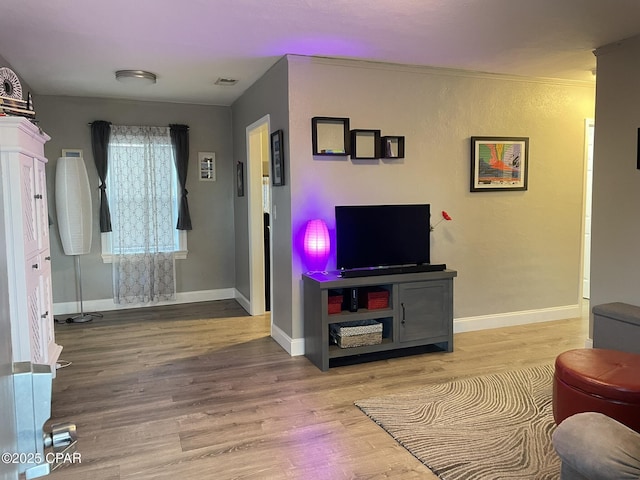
<box><xmin>355</xmin><ymin>364</ymin><xmax>559</xmax><ymax>480</ymax></box>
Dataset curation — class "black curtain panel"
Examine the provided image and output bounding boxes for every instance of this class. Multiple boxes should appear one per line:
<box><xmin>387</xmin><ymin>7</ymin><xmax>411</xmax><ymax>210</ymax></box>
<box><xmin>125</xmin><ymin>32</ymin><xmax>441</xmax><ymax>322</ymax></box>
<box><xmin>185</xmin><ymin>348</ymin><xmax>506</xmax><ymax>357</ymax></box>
<box><xmin>90</xmin><ymin>120</ymin><xmax>112</xmax><ymax>232</ymax></box>
<box><xmin>169</xmin><ymin>124</ymin><xmax>192</xmax><ymax>230</ymax></box>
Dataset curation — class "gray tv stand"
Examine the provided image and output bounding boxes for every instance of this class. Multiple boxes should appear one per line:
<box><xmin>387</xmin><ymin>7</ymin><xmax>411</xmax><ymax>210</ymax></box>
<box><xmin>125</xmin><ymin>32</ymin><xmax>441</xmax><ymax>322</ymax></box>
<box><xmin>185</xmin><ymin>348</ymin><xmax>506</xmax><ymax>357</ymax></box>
<box><xmin>302</xmin><ymin>269</ymin><xmax>457</xmax><ymax>371</ymax></box>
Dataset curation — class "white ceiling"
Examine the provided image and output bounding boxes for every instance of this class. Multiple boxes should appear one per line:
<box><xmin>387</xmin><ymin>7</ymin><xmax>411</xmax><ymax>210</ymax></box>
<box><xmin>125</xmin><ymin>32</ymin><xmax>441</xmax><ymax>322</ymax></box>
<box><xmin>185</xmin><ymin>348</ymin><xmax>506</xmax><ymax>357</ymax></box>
<box><xmin>1</xmin><ymin>0</ymin><xmax>640</xmax><ymax>106</ymax></box>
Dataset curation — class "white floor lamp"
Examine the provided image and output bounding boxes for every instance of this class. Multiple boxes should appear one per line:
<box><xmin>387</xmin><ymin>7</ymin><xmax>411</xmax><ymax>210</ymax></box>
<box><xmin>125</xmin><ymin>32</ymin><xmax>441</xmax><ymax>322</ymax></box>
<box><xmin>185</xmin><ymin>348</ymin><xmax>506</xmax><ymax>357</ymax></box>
<box><xmin>55</xmin><ymin>155</ymin><xmax>100</xmax><ymax>323</ymax></box>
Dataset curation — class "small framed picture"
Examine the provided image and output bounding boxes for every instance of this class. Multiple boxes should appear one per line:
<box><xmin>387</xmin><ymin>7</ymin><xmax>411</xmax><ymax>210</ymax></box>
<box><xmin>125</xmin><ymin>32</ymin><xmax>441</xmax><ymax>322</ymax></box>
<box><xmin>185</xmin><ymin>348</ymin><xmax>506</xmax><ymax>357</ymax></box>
<box><xmin>236</xmin><ymin>161</ymin><xmax>244</xmax><ymax>197</ymax></box>
<box><xmin>271</xmin><ymin>129</ymin><xmax>285</xmax><ymax>186</ymax></box>
<box><xmin>471</xmin><ymin>137</ymin><xmax>529</xmax><ymax>192</ymax></box>
<box><xmin>62</xmin><ymin>149</ymin><xmax>83</xmax><ymax>158</ymax></box>
<box><xmin>198</xmin><ymin>152</ymin><xmax>216</xmax><ymax>181</ymax></box>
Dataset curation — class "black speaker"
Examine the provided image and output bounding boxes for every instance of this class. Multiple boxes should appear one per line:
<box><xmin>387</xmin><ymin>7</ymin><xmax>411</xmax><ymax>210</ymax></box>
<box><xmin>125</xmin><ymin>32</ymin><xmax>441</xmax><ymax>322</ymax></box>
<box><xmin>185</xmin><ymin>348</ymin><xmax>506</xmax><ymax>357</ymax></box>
<box><xmin>349</xmin><ymin>288</ymin><xmax>358</xmax><ymax>312</ymax></box>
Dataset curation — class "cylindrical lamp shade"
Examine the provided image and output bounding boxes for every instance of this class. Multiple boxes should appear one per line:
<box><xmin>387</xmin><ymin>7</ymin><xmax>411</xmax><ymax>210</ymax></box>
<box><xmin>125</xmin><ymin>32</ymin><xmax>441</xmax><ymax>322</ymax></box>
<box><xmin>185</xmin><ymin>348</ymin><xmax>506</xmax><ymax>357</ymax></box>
<box><xmin>303</xmin><ymin>219</ymin><xmax>330</xmax><ymax>272</ymax></box>
<box><xmin>55</xmin><ymin>157</ymin><xmax>93</xmax><ymax>255</ymax></box>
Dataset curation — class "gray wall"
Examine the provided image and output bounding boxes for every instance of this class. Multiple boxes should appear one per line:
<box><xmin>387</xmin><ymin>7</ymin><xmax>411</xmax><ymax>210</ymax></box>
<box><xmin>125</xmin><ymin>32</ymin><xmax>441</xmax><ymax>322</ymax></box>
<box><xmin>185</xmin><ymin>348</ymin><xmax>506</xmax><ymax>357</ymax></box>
<box><xmin>284</xmin><ymin>56</ymin><xmax>595</xmax><ymax>341</ymax></box>
<box><xmin>590</xmin><ymin>35</ymin><xmax>640</xmax><ymax>331</ymax></box>
<box><xmin>231</xmin><ymin>58</ymin><xmax>291</xmax><ymax>334</ymax></box>
<box><xmin>34</xmin><ymin>96</ymin><xmax>236</xmax><ymax>305</ymax></box>
<box><xmin>6</xmin><ymin>50</ymin><xmax>597</xmax><ymax>352</ymax></box>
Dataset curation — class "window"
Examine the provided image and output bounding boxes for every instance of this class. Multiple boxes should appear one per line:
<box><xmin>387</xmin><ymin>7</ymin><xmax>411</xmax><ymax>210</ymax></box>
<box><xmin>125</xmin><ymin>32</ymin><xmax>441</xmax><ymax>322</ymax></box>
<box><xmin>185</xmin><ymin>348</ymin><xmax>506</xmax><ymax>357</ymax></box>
<box><xmin>101</xmin><ymin>125</ymin><xmax>187</xmax><ymax>262</ymax></box>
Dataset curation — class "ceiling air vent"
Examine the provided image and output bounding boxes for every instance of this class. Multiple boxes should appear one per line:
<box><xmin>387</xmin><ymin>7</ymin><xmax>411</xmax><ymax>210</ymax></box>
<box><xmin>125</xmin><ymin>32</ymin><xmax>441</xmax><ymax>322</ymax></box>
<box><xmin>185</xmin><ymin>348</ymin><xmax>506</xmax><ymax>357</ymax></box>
<box><xmin>214</xmin><ymin>77</ymin><xmax>238</xmax><ymax>86</ymax></box>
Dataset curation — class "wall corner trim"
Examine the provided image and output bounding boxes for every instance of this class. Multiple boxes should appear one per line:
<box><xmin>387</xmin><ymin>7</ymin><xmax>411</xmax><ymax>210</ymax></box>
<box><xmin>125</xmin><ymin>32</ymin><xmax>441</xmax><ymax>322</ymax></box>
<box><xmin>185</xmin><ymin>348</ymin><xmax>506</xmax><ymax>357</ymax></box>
<box><xmin>271</xmin><ymin>323</ymin><xmax>305</xmax><ymax>357</ymax></box>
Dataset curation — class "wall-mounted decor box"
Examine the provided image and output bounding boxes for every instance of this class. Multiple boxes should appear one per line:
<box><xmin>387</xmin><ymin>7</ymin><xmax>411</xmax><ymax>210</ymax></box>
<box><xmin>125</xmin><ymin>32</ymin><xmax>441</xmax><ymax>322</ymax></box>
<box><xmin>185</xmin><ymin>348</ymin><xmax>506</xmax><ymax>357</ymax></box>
<box><xmin>351</xmin><ymin>129</ymin><xmax>381</xmax><ymax>159</ymax></box>
<box><xmin>381</xmin><ymin>136</ymin><xmax>405</xmax><ymax>159</ymax></box>
<box><xmin>312</xmin><ymin>117</ymin><xmax>350</xmax><ymax>156</ymax></box>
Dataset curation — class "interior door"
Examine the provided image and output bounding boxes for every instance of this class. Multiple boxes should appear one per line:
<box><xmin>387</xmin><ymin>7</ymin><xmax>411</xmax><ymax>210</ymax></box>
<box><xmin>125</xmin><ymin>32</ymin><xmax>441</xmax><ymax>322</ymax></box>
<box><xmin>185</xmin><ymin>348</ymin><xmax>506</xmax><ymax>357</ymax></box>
<box><xmin>246</xmin><ymin>118</ymin><xmax>268</xmax><ymax>316</ymax></box>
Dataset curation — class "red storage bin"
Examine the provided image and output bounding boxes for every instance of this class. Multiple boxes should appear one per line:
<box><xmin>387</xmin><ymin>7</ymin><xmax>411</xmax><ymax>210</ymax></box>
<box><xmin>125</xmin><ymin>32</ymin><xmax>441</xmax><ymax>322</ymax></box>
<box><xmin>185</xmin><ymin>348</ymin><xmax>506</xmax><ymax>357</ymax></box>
<box><xmin>359</xmin><ymin>287</ymin><xmax>389</xmax><ymax>310</ymax></box>
<box><xmin>328</xmin><ymin>291</ymin><xmax>343</xmax><ymax>314</ymax></box>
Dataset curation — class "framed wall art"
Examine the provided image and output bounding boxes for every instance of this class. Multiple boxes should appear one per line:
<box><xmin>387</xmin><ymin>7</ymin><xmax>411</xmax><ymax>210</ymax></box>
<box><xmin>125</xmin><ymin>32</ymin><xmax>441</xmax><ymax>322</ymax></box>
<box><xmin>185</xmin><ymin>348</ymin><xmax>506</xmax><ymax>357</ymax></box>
<box><xmin>471</xmin><ymin>136</ymin><xmax>529</xmax><ymax>192</ymax></box>
<box><xmin>198</xmin><ymin>152</ymin><xmax>216</xmax><ymax>181</ymax></box>
<box><xmin>236</xmin><ymin>161</ymin><xmax>244</xmax><ymax>197</ymax></box>
<box><xmin>61</xmin><ymin>148</ymin><xmax>83</xmax><ymax>158</ymax></box>
<box><xmin>271</xmin><ymin>129</ymin><xmax>285</xmax><ymax>186</ymax></box>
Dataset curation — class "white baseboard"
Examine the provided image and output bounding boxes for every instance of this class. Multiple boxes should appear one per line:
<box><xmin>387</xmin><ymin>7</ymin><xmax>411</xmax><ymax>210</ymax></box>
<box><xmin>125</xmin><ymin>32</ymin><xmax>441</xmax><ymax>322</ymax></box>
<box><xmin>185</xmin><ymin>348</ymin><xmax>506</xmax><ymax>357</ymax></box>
<box><xmin>453</xmin><ymin>304</ymin><xmax>582</xmax><ymax>333</ymax></box>
<box><xmin>274</xmin><ymin>304</ymin><xmax>582</xmax><ymax>357</ymax></box>
<box><xmin>53</xmin><ymin>288</ymin><xmax>237</xmax><ymax>316</ymax></box>
<box><xmin>234</xmin><ymin>289</ymin><xmax>251</xmax><ymax>314</ymax></box>
<box><xmin>271</xmin><ymin>323</ymin><xmax>305</xmax><ymax>357</ymax></box>
<box><xmin>54</xmin><ymin>296</ymin><xmax>583</xmax><ymax>358</ymax></box>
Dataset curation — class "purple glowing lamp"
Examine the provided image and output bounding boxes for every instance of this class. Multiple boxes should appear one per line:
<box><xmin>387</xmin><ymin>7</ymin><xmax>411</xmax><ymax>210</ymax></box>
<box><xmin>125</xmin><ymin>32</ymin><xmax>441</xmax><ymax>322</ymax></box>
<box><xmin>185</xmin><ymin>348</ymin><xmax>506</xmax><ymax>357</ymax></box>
<box><xmin>303</xmin><ymin>219</ymin><xmax>330</xmax><ymax>271</ymax></box>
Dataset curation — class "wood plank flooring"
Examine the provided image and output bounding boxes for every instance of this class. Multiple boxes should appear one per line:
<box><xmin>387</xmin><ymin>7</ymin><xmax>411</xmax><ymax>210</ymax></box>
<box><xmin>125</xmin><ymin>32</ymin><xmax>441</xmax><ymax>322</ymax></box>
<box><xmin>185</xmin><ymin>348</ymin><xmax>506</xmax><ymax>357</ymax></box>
<box><xmin>47</xmin><ymin>300</ymin><xmax>588</xmax><ymax>479</ymax></box>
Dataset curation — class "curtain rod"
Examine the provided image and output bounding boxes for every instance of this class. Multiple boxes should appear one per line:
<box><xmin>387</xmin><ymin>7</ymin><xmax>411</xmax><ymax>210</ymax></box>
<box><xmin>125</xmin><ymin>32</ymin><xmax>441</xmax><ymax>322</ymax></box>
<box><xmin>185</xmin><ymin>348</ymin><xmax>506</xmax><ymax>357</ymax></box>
<box><xmin>88</xmin><ymin>122</ymin><xmax>189</xmax><ymax>129</ymax></box>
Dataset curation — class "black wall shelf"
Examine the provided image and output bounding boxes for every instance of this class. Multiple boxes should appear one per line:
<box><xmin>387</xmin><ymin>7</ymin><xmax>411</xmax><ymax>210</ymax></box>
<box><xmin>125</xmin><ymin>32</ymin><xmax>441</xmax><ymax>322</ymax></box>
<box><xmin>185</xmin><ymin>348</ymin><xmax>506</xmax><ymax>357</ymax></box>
<box><xmin>351</xmin><ymin>129</ymin><xmax>381</xmax><ymax>159</ymax></box>
<box><xmin>381</xmin><ymin>136</ymin><xmax>405</xmax><ymax>159</ymax></box>
<box><xmin>312</xmin><ymin>117</ymin><xmax>350</xmax><ymax>156</ymax></box>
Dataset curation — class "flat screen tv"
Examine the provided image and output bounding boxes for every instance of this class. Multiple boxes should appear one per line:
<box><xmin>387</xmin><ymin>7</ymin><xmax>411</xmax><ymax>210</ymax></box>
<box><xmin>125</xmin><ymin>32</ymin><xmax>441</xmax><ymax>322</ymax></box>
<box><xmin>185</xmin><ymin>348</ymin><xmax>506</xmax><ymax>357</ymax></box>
<box><xmin>335</xmin><ymin>204</ymin><xmax>430</xmax><ymax>271</ymax></box>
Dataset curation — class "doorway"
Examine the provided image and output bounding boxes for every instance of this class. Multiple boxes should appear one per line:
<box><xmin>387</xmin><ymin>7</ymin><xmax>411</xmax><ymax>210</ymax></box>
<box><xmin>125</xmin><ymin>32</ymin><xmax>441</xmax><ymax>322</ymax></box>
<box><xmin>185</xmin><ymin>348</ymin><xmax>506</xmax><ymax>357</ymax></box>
<box><xmin>245</xmin><ymin>116</ymin><xmax>272</xmax><ymax>316</ymax></box>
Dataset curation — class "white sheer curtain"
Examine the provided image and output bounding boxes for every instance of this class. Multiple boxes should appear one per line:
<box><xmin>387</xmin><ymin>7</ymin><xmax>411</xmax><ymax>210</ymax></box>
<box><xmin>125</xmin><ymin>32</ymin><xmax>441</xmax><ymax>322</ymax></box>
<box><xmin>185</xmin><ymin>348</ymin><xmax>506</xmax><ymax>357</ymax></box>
<box><xmin>109</xmin><ymin>125</ymin><xmax>176</xmax><ymax>304</ymax></box>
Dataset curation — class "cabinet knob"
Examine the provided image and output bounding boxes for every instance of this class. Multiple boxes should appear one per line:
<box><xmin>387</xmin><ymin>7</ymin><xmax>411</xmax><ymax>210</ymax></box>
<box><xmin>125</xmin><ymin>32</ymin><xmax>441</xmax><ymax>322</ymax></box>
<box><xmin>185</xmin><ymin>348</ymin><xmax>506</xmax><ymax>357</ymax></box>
<box><xmin>32</xmin><ymin>263</ymin><xmax>39</xmax><ymax>269</ymax></box>
<box><xmin>34</xmin><ymin>193</ymin><xmax>43</xmax><ymax>199</ymax></box>
<box><xmin>45</xmin><ymin>256</ymin><xmax>51</xmax><ymax>261</ymax></box>
<box><xmin>41</xmin><ymin>311</ymin><xmax>48</xmax><ymax>319</ymax></box>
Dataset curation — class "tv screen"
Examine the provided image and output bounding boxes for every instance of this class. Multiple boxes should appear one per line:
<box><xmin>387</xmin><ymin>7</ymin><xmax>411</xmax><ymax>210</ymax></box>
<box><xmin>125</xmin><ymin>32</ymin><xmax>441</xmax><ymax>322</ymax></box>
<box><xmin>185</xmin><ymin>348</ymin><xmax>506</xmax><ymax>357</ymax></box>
<box><xmin>335</xmin><ymin>204</ymin><xmax>431</xmax><ymax>270</ymax></box>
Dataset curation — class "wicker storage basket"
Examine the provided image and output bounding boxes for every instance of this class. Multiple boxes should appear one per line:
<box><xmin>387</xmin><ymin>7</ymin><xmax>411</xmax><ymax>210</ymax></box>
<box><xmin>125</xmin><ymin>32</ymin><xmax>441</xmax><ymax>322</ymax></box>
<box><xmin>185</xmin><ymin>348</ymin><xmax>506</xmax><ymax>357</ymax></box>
<box><xmin>330</xmin><ymin>320</ymin><xmax>383</xmax><ymax>348</ymax></box>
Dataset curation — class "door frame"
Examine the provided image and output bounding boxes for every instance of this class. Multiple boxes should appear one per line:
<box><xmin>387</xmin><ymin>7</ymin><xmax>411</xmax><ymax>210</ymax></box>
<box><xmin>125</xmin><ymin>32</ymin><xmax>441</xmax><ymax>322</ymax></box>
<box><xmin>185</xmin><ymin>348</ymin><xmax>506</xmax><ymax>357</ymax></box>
<box><xmin>245</xmin><ymin>115</ymin><xmax>271</xmax><ymax>316</ymax></box>
<box><xmin>581</xmin><ymin>118</ymin><xmax>594</xmax><ymax>300</ymax></box>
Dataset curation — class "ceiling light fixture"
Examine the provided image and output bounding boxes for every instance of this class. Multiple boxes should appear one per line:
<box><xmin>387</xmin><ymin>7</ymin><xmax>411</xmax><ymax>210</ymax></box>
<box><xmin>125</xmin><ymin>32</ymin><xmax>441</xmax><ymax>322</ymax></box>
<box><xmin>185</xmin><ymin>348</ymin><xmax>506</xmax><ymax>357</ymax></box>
<box><xmin>214</xmin><ymin>77</ymin><xmax>238</xmax><ymax>86</ymax></box>
<box><xmin>115</xmin><ymin>70</ymin><xmax>157</xmax><ymax>85</ymax></box>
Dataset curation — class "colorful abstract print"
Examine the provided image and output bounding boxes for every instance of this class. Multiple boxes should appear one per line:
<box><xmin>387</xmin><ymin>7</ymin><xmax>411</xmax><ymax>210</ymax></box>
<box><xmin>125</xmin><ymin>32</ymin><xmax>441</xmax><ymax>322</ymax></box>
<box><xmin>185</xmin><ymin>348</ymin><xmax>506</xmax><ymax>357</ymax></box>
<box><xmin>477</xmin><ymin>143</ymin><xmax>522</xmax><ymax>185</ymax></box>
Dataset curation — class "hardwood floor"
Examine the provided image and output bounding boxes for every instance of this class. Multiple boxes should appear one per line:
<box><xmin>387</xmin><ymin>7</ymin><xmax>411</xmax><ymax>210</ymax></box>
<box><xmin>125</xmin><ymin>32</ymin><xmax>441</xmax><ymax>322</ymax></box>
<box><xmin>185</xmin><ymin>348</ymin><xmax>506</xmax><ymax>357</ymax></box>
<box><xmin>47</xmin><ymin>300</ymin><xmax>588</xmax><ymax>479</ymax></box>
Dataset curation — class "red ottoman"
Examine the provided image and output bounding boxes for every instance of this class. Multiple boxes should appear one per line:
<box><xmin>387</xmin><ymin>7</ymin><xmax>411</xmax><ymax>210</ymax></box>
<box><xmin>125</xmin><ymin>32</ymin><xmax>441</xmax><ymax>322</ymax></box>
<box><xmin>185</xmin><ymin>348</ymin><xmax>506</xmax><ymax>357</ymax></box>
<box><xmin>553</xmin><ymin>348</ymin><xmax>640</xmax><ymax>433</ymax></box>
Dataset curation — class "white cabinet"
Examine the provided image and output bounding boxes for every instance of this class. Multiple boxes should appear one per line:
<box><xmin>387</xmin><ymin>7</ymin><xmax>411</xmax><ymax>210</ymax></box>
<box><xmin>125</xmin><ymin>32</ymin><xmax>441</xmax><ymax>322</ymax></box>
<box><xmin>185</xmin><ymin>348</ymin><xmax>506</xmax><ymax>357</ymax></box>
<box><xmin>0</xmin><ymin>117</ymin><xmax>61</xmax><ymax>373</ymax></box>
